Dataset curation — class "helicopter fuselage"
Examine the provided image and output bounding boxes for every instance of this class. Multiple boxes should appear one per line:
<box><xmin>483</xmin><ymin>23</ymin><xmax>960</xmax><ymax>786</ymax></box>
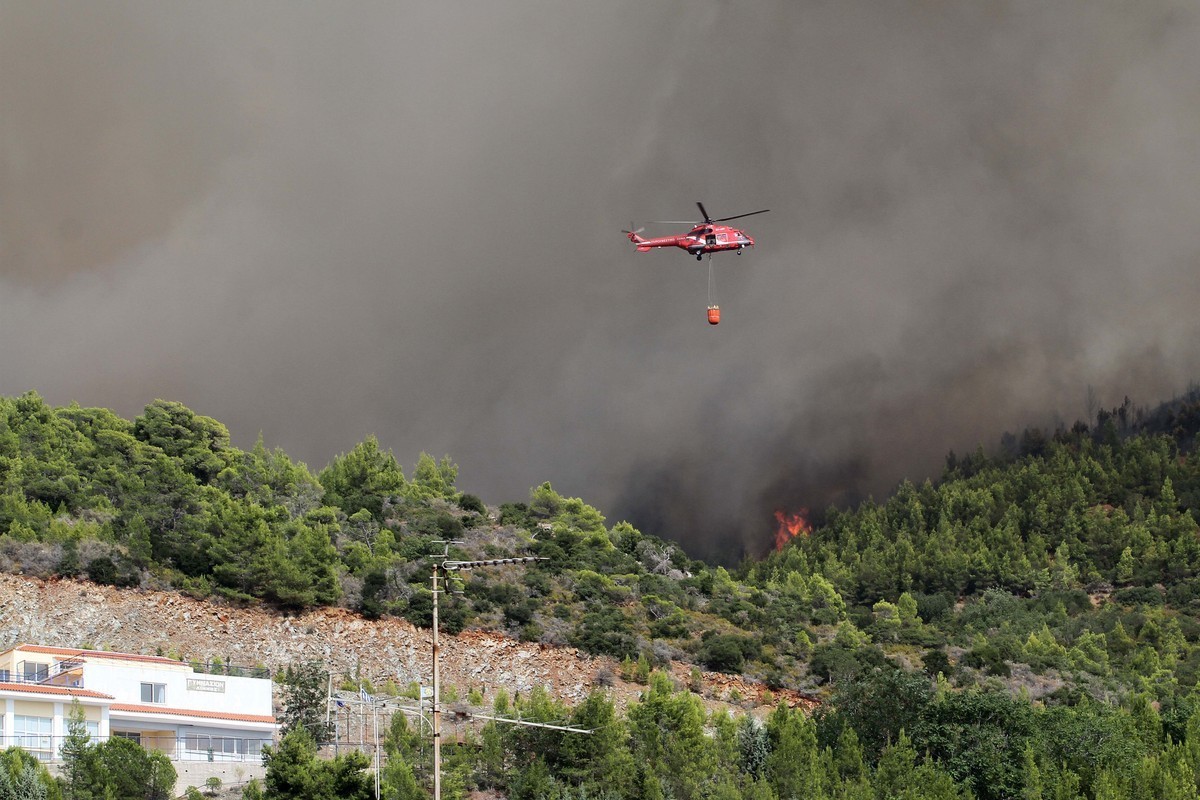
<box><xmin>629</xmin><ymin>224</ymin><xmax>755</xmax><ymax>258</ymax></box>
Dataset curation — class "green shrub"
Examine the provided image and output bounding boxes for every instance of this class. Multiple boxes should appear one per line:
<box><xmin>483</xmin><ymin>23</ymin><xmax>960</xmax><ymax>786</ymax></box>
<box><xmin>698</xmin><ymin>634</ymin><xmax>751</xmax><ymax>673</ymax></box>
<box><xmin>458</xmin><ymin>493</ymin><xmax>486</xmax><ymax>514</ymax></box>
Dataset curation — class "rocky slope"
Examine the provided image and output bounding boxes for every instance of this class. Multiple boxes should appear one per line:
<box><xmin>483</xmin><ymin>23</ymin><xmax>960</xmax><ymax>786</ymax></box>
<box><xmin>0</xmin><ymin>574</ymin><xmax>815</xmax><ymax>714</ymax></box>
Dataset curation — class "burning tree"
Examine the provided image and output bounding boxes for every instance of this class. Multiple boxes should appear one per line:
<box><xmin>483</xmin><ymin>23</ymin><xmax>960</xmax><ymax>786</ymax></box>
<box><xmin>774</xmin><ymin>509</ymin><xmax>812</xmax><ymax>551</ymax></box>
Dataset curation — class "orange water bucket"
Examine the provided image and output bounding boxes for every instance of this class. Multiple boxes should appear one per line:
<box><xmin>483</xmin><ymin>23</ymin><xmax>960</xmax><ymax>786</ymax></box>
<box><xmin>707</xmin><ymin>306</ymin><xmax>720</xmax><ymax>325</ymax></box>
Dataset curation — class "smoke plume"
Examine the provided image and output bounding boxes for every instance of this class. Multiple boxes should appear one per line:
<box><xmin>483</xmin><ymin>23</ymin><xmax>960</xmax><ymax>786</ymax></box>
<box><xmin>3</xmin><ymin>1</ymin><xmax>1200</xmax><ymax>561</ymax></box>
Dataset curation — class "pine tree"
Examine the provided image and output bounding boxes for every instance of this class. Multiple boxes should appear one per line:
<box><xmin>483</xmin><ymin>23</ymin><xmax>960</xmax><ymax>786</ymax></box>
<box><xmin>1020</xmin><ymin>743</ymin><xmax>1043</xmax><ymax>800</ymax></box>
<box><xmin>59</xmin><ymin>700</ymin><xmax>93</xmax><ymax>800</ymax></box>
<box><xmin>738</xmin><ymin>715</ymin><xmax>769</xmax><ymax>779</ymax></box>
<box><xmin>278</xmin><ymin>661</ymin><xmax>335</xmax><ymax>743</ymax></box>
<box><xmin>764</xmin><ymin>704</ymin><xmax>822</xmax><ymax>800</ymax></box>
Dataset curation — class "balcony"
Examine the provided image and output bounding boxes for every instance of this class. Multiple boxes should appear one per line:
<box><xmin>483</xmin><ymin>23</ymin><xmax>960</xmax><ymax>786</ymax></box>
<box><xmin>0</xmin><ymin>733</ymin><xmax>272</xmax><ymax>763</ymax></box>
<box><xmin>1</xmin><ymin>659</ymin><xmax>87</xmax><ymax>688</ymax></box>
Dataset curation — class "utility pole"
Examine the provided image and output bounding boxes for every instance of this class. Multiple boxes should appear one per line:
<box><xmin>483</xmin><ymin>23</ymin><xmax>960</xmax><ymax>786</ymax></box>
<box><xmin>429</xmin><ymin>543</ymin><xmax>546</xmax><ymax>800</ymax></box>
<box><xmin>431</xmin><ymin>558</ymin><xmax>443</xmax><ymax>800</ymax></box>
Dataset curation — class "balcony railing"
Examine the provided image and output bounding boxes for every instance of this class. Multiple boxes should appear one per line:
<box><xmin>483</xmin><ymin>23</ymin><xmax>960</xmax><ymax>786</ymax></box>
<box><xmin>0</xmin><ymin>734</ymin><xmax>274</xmax><ymax>763</ymax></box>
<box><xmin>0</xmin><ymin>660</ymin><xmax>86</xmax><ymax>687</ymax></box>
<box><xmin>189</xmin><ymin>660</ymin><xmax>271</xmax><ymax>679</ymax></box>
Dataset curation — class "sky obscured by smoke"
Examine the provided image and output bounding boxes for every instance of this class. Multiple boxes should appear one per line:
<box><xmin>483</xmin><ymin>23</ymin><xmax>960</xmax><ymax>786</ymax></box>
<box><xmin>4</xmin><ymin>1</ymin><xmax>1200</xmax><ymax>560</ymax></box>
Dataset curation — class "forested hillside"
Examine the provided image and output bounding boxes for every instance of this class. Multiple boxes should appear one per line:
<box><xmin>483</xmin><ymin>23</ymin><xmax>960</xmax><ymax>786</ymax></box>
<box><xmin>7</xmin><ymin>388</ymin><xmax>1200</xmax><ymax>798</ymax></box>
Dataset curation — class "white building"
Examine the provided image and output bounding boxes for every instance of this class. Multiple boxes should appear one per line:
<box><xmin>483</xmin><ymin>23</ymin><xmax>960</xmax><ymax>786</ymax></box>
<box><xmin>0</xmin><ymin>644</ymin><xmax>276</xmax><ymax>765</ymax></box>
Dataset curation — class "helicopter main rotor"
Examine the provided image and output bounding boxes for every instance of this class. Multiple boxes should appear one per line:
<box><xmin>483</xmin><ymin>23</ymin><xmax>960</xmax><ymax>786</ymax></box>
<box><xmin>698</xmin><ymin>201</ymin><xmax>770</xmax><ymax>225</ymax></box>
<box><xmin>648</xmin><ymin>203</ymin><xmax>771</xmax><ymax>226</ymax></box>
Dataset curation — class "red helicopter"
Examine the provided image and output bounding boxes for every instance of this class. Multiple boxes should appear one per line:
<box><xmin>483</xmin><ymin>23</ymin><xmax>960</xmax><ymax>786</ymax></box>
<box><xmin>623</xmin><ymin>202</ymin><xmax>769</xmax><ymax>261</ymax></box>
<box><xmin>623</xmin><ymin>202</ymin><xmax>768</xmax><ymax>325</ymax></box>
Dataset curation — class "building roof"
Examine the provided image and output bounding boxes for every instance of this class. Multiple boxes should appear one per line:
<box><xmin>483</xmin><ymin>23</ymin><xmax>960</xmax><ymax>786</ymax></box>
<box><xmin>4</xmin><ymin>644</ymin><xmax>184</xmax><ymax>666</ymax></box>
<box><xmin>110</xmin><ymin>703</ymin><xmax>276</xmax><ymax>724</ymax></box>
<box><xmin>0</xmin><ymin>682</ymin><xmax>114</xmax><ymax>700</ymax></box>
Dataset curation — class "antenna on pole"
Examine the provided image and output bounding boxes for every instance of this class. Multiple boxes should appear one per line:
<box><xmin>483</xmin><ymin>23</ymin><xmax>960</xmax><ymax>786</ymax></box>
<box><xmin>427</xmin><ymin>544</ymin><xmax>564</xmax><ymax>800</ymax></box>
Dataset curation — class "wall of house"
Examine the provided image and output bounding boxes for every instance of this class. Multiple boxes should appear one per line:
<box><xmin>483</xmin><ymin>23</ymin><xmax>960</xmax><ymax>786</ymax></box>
<box><xmin>174</xmin><ymin>760</ymin><xmax>267</xmax><ymax>795</ymax></box>
<box><xmin>83</xmin><ymin>661</ymin><xmax>271</xmax><ymax>715</ymax></box>
<box><xmin>46</xmin><ymin>759</ymin><xmax>268</xmax><ymax>796</ymax></box>
<box><xmin>13</xmin><ymin>699</ymin><xmax>50</xmax><ymax>716</ymax></box>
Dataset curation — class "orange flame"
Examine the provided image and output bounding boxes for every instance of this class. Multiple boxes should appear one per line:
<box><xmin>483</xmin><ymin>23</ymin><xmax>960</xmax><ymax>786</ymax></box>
<box><xmin>774</xmin><ymin>508</ymin><xmax>812</xmax><ymax>551</ymax></box>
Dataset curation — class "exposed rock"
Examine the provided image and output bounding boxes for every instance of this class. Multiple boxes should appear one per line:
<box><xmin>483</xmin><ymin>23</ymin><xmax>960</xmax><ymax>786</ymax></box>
<box><xmin>0</xmin><ymin>573</ymin><xmax>816</xmax><ymax>714</ymax></box>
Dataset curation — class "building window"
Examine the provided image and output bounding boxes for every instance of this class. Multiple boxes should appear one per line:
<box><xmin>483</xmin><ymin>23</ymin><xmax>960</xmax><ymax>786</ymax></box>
<box><xmin>184</xmin><ymin>734</ymin><xmax>250</xmax><ymax>759</ymax></box>
<box><xmin>13</xmin><ymin>715</ymin><xmax>53</xmax><ymax>760</ymax></box>
<box><xmin>17</xmin><ymin>661</ymin><xmax>49</xmax><ymax>682</ymax></box>
<box><xmin>114</xmin><ymin>730</ymin><xmax>142</xmax><ymax>744</ymax></box>
<box><xmin>140</xmin><ymin>682</ymin><xmax>166</xmax><ymax>704</ymax></box>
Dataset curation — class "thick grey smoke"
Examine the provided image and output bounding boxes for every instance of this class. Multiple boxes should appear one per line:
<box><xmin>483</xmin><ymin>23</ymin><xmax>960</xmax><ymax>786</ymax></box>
<box><xmin>3</xmin><ymin>1</ymin><xmax>1200</xmax><ymax>561</ymax></box>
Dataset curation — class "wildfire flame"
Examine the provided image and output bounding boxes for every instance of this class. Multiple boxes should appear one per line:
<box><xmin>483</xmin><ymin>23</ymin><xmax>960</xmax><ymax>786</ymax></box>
<box><xmin>774</xmin><ymin>508</ymin><xmax>812</xmax><ymax>551</ymax></box>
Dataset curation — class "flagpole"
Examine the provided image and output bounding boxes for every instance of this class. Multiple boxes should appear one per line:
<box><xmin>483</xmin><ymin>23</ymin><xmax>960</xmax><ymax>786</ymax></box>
<box><xmin>327</xmin><ymin>671</ymin><xmax>336</xmax><ymax>756</ymax></box>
